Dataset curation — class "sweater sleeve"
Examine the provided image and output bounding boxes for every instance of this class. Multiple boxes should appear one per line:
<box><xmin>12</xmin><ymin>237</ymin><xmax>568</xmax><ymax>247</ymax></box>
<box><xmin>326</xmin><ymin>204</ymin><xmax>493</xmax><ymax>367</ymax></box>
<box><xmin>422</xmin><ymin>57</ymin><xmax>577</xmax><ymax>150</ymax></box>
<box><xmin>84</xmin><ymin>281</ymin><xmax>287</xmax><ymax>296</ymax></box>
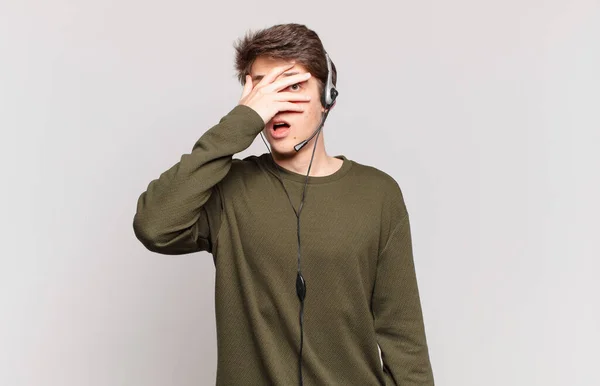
<box><xmin>132</xmin><ymin>104</ymin><xmax>264</xmax><ymax>255</ymax></box>
<box><xmin>371</xmin><ymin>197</ymin><xmax>435</xmax><ymax>384</ymax></box>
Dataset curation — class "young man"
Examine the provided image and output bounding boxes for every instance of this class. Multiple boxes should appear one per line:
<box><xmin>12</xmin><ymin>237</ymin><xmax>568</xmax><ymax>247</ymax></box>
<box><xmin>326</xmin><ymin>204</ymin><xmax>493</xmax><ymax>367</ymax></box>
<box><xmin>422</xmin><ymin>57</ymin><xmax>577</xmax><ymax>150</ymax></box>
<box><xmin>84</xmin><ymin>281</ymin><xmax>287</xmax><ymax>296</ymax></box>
<box><xmin>133</xmin><ymin>23</ymin><xmax>434</xmax><ymax>385</ymax></box>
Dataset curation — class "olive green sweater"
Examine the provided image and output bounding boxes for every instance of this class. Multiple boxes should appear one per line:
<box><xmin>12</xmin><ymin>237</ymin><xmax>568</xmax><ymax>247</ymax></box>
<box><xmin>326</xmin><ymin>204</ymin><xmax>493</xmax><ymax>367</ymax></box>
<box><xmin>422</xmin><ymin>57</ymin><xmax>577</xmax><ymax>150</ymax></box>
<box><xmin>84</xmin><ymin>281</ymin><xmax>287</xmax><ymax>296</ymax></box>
<box><xmin>133</xmin><ymin>105</ymin><xmax>434</xmax><ymax>385</ymax></box>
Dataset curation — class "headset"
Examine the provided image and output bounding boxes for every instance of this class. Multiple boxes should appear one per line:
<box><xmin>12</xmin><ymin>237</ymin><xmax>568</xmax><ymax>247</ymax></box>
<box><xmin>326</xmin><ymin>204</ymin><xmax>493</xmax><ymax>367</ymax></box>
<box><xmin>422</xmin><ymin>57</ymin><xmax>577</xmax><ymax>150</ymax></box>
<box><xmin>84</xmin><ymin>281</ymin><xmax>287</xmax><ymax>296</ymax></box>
<box><xmin>259</xmin><ymin>50</ymin><xmax>338</xmax><ymax>386</ymax></box>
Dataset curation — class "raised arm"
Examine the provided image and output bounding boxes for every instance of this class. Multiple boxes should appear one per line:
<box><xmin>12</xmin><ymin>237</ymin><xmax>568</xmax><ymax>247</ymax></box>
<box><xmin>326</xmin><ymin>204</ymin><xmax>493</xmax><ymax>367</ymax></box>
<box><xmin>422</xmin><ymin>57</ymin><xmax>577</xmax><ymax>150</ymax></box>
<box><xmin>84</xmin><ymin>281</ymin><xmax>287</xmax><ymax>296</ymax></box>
<box><xmin>133</xmin><ymin>62</ymin><xmax>313</xmax><ymax>254</ymax></box>
<box><xmin>133</xmin><ymin>105</ymin><xmax>265</xmax><ymax>254</ymax></box>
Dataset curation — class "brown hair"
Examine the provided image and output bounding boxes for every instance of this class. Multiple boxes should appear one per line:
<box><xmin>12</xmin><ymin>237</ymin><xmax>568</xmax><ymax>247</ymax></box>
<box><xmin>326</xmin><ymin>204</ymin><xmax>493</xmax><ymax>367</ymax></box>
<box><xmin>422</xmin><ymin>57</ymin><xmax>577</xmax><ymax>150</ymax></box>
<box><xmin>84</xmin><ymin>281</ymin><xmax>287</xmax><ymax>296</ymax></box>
<box><xmin>233</xmin><ymin>23</ymin><xmax>337</xmax><ymax>95</ymax></box>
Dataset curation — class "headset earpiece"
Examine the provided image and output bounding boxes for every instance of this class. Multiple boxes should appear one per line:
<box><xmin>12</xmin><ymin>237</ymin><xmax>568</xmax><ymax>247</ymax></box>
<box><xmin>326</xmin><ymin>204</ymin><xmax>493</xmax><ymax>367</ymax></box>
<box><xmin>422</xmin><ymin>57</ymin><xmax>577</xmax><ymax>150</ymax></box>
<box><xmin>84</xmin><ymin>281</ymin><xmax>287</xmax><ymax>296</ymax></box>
<box><xmin>321</xmin><ymin>52</ymin><xmax>338</xmax><ymax>110</ymax></box>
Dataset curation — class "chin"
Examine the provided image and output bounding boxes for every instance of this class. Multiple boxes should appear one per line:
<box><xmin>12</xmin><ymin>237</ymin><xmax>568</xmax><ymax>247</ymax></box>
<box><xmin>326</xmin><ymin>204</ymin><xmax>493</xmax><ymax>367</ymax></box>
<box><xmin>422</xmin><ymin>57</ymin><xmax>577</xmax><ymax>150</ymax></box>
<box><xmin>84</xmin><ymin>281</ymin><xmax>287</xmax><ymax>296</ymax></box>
<box><xmin>269</xmin><ymin>141</ymin><xmax>297</xmax><ymax>158</ymax></box>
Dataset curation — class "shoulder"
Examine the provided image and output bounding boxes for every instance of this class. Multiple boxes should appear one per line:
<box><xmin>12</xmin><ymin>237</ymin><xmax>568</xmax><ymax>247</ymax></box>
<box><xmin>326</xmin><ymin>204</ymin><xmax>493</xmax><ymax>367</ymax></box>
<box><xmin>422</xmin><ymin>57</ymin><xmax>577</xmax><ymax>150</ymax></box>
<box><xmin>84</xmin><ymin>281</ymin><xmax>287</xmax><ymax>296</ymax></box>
<box><xmin>348</xmin><ymin>158</ymin><xmax>404</xmax><ymax>198</ymax></box>
<box><xmin>217</xmin><ymin>154</ymin><xmax>265</xmax><ymax>190</ymax></box>
<box><xmin>347</xmin><ymin>158</ymin><xmax>410</xmax><ymax>249</ymax></box>
<box><xmin>348</xmin><ymin>158</ymin><xmax>409</xmax><ymax>223</ymax></box>
<box><xmin>231</xmin><ymin>154</ymin><xmax>262</xmax><ymax>173</ymax></box>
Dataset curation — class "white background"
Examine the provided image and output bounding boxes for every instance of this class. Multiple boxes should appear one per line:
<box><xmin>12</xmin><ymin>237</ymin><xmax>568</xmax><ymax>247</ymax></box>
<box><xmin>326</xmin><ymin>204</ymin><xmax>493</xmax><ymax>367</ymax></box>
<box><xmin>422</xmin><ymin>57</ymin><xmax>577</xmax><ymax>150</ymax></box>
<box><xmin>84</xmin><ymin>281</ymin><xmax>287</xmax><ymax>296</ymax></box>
<box><xmin>1</xmin><ymin>0</ymin><xmax>599</xmax><ymax>385</ymax></box>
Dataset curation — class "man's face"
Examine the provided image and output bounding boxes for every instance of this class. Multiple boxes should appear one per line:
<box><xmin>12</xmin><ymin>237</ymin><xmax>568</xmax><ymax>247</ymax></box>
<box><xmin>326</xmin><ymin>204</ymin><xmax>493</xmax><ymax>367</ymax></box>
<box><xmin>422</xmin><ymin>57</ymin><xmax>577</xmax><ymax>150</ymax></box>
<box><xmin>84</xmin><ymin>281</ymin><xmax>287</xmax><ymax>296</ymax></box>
<box><xmin>249</xmin><ymin>56</ymin><xmax>325</xmax><ymax>156</ymax></box>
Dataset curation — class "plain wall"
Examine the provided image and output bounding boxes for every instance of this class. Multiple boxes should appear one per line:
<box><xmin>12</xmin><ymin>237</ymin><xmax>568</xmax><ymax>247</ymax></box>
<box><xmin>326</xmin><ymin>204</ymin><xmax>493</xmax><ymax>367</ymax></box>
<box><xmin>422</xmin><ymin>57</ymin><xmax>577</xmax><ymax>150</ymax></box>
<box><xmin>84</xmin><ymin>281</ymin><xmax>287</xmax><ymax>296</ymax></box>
<box><xmin>1</xmin><ymin>0</ymin><xmax>599</xmax><ymax>385</ymax></box>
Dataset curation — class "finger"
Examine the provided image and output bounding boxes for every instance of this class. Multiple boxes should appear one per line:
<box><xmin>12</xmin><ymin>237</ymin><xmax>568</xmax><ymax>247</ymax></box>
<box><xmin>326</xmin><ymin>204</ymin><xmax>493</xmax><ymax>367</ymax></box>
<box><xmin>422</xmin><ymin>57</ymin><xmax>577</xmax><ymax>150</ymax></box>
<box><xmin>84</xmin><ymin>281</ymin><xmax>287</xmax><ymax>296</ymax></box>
<box><xmin>277</xmin><ymin>101</ymin><xmax>306</xmax><ymax>113</ymax></box>
<box><xmin>274</xmin><ymin>92</ymin><xmax>312</xmax><ymax>102</ymax></box>
<box><xmin>265</xmin><ymin>72</ymin><xmax>311</xmax><ymax>93</ymax></box>
<box><xmin>255</xmin><ymin>61</ymin><xmax>296</xmax><ymax>88</ymax></box>
<box><xmin>241</xmin><ymin>75</ymin><xmax>253</xmax><ymax>99</ymax></box>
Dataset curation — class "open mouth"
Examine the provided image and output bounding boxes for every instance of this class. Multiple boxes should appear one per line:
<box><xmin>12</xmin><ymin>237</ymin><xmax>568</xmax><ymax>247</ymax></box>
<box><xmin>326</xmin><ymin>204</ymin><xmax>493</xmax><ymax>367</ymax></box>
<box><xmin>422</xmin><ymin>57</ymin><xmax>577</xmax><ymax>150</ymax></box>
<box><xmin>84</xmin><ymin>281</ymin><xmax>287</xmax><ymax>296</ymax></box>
<box><xmin>270</xmin><ymin>121</ymin><xmax>291</xmax><ymax>139</ymax></box>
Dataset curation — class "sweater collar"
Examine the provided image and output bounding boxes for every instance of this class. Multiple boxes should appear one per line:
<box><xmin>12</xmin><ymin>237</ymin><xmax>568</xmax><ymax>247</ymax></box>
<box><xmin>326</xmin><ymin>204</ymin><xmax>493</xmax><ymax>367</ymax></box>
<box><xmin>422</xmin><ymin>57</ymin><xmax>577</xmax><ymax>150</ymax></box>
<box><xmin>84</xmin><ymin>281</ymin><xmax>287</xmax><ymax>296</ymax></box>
<box><xmin>260</xmin><ymin>153</ymin><xmax>353</xmax><ymax>184</ymax></box>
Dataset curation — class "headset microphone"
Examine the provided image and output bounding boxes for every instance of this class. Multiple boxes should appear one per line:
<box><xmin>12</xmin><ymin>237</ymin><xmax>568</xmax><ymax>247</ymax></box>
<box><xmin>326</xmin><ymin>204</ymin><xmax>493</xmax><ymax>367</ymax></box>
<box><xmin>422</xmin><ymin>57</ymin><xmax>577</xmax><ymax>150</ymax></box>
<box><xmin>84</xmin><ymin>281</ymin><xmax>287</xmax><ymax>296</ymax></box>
<box><xmin>293</xmin><ymin>110</ymin><xmax>329</xmax><ymax>152</ymax></box>
<box><xmin>294</xmin><ymin>53</ymin><xmax>338</xmax><ymax>152</ymax></box>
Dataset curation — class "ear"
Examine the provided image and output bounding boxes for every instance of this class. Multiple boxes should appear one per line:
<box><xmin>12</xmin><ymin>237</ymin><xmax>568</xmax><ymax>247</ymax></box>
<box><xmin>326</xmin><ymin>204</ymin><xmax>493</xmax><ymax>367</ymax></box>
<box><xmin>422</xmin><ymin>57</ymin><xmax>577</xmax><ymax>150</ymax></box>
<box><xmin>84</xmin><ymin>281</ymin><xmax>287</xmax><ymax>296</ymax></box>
<box><xmin>322</xmin><ymin>100</ymin><xmax>337</xmax><ymax>113</ymax></box>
